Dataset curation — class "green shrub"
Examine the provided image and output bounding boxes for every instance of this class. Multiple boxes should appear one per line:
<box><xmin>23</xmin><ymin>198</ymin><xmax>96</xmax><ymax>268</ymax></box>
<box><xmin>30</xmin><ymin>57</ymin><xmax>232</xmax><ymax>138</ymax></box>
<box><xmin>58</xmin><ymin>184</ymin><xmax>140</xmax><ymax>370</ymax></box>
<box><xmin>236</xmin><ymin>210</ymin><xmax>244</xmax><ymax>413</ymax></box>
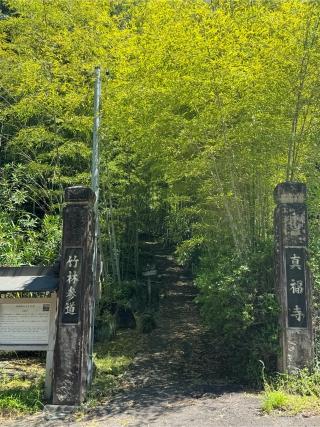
<box><xmin>268</xmin><ymin>369</ymin><xmax>320</xmax><ymax>397</ymax></box>
<box><xmin>196</xmin><ymin>240</ymin><xmax>279</xmax><ymax>385</ymax></box>
<box><xmin>308</xmin><ymin>232</ymin><xmax>320</xmax><ymax>369</ymax></box>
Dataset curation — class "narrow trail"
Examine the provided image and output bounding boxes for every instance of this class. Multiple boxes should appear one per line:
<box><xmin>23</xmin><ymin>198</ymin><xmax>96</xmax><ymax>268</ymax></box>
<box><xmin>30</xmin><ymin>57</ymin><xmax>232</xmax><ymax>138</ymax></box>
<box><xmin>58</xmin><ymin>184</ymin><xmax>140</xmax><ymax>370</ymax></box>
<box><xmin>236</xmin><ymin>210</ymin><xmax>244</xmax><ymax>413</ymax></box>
<box><xmin>6</xmin><ymin>244</ymin><xmax>320</xmax><ymax>426</ymax></box>
<box><xmin>116</xmin><ymin>243</ymin><xmax>224</xmax><ymax>392</ymax></box>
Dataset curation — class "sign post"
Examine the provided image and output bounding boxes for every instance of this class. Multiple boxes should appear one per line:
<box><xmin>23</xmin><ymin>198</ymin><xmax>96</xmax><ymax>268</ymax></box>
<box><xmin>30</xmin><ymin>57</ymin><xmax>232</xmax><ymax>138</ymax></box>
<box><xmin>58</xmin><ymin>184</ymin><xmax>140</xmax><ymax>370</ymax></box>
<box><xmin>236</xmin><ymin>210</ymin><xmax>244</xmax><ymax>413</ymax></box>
<box><xmin>142</xmin><ymin>268</ymin><xmax>157</xmax><ymax>309</ymax></box>
<box><xmin>274</xmin><ymin>182</ymin><xmax>313</xmax><ymax>372</ymax></box>
<box><xmin>52</xmin><ymin>186</ymin><xmax>96</xmax><ymax>405</ymax></box>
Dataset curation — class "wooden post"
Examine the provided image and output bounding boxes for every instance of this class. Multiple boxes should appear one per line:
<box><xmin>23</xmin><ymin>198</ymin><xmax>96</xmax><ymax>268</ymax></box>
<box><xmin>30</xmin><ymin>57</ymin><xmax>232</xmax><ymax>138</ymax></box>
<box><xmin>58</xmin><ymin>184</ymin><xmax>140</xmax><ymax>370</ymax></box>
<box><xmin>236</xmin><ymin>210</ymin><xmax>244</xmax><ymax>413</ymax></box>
<box><xmin>44</xmin><ymin>292</ymin><xmax>57</xmax><ymax>400</ymax></box>
<box><xmin>142</xmin><ymin>268</ymin><xmax>157</xmax><ymax>310</ymax></box>
<box><xmin>52</xmin><ymin>186</ymin><xmax>96</xmax><ymax>405</ymax></box>
<box><xmin>274</xmin><ymin>182</ymin><xmax>313</xmax><ymax>372</ymax></box>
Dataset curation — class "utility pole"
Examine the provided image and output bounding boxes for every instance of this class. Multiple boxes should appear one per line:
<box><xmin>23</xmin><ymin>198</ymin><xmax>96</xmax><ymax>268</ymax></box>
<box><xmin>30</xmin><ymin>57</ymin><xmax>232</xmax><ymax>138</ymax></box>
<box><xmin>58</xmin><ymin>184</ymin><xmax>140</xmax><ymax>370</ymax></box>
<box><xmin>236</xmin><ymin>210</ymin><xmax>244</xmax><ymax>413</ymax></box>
<box><xmin>91</xmin><ymin>65</ymin><xmax>102</xmax><ymax>295</ymax></box>
<box><xmin>88</xmin><ymin>66</ymin><xmax>102</xmax><ymax>384</ymax></box>
<box><xmin>92</xmin><ymin>66</ymin><xmax>101</xmax><ymax>213</ymax></box>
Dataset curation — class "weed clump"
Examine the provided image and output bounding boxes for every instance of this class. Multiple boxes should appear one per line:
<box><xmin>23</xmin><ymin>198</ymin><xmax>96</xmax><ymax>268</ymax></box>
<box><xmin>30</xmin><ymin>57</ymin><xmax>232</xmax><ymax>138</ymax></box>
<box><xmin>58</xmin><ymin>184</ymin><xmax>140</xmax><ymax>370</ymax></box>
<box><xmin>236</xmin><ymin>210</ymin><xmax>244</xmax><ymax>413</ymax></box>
<box><xmin>0</xmin><ymin>371</ymin><xmax>44</xmax><ymax>417</ymax></box>
<box><xmin>262</xmin><ymin>369</ymin><xmax>320</xmax><ymax>415</ymax></box>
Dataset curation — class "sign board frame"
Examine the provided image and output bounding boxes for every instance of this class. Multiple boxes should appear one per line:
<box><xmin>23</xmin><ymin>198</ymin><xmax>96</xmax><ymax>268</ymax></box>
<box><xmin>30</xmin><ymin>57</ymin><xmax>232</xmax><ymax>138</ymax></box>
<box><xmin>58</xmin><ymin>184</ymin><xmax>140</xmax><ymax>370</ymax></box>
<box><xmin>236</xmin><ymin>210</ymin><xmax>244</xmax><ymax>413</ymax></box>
<box><xmin>0</xmin><ymin>294</ymin><xmax>57</xmax><ymax>399</ymax></box>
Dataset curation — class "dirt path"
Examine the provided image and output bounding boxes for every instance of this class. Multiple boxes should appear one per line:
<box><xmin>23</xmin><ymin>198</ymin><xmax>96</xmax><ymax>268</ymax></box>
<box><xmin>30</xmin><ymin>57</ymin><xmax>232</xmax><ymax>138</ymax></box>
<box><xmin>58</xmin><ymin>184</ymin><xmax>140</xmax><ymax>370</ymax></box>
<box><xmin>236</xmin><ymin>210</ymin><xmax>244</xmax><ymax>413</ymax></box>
<box><xmin>116</xmin><ymin>246</ymin><xmax>224</xmax><ymax>391</ymax></box>
<box><xmin>5</xmin><ymin>245</ymin><xmax>320</xmax><ymax>426</ymax></box>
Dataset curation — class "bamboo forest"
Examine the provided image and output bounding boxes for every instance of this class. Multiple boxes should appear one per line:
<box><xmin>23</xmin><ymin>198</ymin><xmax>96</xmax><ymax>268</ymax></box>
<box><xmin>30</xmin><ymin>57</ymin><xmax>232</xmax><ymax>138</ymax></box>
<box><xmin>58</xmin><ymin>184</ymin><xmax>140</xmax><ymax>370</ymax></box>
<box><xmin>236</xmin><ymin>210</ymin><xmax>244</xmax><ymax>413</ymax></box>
<box><xmin>1</xmin><ymin>1</ymin><xmax>320</xmax><ymax>424</ymax></box>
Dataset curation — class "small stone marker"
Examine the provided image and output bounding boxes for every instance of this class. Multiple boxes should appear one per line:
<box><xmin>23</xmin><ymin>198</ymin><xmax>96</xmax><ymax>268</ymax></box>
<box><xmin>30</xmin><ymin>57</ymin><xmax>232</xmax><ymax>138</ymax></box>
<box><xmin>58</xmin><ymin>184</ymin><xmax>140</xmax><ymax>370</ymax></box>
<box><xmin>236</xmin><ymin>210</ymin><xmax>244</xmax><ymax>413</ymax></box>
<box><xmin>52</xmin><ymin>186</ymin><xmax>96</xmax><ymax>405</ymax></box>
<box><xmin>274</xmin><ymin>182</ymin><xmax>313</xmax><ymax>372</ymax></box>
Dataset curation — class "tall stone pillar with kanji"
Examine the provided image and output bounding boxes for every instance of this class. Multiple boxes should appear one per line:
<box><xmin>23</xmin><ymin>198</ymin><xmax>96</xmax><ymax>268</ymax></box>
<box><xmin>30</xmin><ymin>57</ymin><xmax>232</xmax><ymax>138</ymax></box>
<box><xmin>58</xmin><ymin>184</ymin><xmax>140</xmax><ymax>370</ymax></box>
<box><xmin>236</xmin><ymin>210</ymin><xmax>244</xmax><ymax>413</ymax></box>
<box><xmin>274</xmin><ymin>182</ymin><xmax>313</xmax><ymax>372</ymax></box>
<box><xmin>52</xmin><ymin>186</ymin><xmax>96</xmax><ymax>405</ymax></box>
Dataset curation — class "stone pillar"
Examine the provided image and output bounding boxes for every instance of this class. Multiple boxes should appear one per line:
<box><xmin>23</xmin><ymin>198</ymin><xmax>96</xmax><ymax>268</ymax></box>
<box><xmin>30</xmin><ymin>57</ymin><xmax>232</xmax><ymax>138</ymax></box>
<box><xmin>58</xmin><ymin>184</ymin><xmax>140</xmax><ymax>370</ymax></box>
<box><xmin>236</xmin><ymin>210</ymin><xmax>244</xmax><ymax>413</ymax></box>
<box><xmin>52</xmin><ymin>186</ymin><xmax>96</xmax><ymax>405</ymax></box>
<box><xmin>274</xmin><ymin>182</ymin><xmax>313</xmax><ymax>373</ymax></box>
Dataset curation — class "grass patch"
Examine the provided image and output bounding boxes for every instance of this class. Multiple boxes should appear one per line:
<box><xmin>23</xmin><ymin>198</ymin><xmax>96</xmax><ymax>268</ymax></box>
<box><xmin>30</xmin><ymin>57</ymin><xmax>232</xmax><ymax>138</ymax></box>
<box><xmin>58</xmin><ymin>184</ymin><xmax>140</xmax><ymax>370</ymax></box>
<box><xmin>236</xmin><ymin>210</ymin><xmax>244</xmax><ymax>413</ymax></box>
<box><xmin>0</xmin><ymin>360</ymin><xmax>45</xmax><ymax>417</ymax></box>
<box><xmin>262</xmin><ymin>390</ymin><xmax>289</xmax><ymax>413</ymax></box>
<box><xmin>88</xmin><ymin>355</ymin><xmax>132</xmax><ymax>404</ymax></box>
<box><xmin>262</xmin><ymin>390</ymin><xmax>320</xmax><ymax>415</ymax></box>
<box><xmin>262</xmin><ymin>368</ymin><xmax>320</xmax><ymax>415</ymax></box>
<box><xmin>85</xmin><ymin>328</ymin><xmax>144</xmax><ymax>407</ymax></box>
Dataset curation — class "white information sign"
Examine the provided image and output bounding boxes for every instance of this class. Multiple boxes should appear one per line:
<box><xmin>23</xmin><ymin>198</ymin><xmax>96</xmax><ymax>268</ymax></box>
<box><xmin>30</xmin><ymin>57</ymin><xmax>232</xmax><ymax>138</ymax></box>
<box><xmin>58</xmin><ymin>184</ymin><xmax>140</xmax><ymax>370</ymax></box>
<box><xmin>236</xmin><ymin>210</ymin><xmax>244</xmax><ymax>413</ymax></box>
<box><xmin>0</xmin><ymin>301</ymin><xmax>51</xmax><ymax>345</ymax></box>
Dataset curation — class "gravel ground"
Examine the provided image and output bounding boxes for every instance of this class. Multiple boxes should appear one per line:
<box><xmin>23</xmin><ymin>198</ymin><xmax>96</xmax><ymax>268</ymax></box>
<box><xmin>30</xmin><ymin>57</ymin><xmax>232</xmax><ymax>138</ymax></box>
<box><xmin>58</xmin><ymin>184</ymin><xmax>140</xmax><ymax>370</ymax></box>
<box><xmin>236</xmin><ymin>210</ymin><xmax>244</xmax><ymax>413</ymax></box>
<box><xmin>4</xmin><ymin>390</ymin><xmax>320</xmax><ymax>427</ymax></box>
<box><xmin>77</xmin><ymin>391</ymin><xmax>320</xmax><ymax>427</ymax></box>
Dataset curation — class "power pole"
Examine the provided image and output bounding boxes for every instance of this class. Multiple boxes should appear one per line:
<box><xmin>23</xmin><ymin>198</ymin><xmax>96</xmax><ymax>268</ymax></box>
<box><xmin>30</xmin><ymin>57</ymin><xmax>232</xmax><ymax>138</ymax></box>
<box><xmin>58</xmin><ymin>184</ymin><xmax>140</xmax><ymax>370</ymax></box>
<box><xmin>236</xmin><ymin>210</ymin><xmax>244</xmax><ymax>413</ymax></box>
<box><xmin>88</xmin><ymin>66</ymin><xmax>102</xmax><ymax>384</ymax></box>
<box><xmin>91</xmin><ymin>65</ymin><xmax>102</xmax><ymax>296</ymax></box>
<box><xmin>92</xmin><ymin>66</ymin><xmax>101</xmax><ymax>214</ymax></box>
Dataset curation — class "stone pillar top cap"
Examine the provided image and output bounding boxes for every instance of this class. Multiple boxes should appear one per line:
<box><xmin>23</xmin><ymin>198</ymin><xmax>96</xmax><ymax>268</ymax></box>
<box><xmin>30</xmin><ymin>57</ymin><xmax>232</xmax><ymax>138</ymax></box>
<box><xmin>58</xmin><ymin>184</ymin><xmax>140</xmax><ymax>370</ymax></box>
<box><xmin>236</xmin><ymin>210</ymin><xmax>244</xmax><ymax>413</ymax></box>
<box><xmin>65</xmin><ymin>186</ymin><xmax>95</xmax><ymax>204</ymax></box>
<box><xmin>274</xmin><ymin>182</ymin><xmax>306</xmax><ymax>204</ymax></box>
